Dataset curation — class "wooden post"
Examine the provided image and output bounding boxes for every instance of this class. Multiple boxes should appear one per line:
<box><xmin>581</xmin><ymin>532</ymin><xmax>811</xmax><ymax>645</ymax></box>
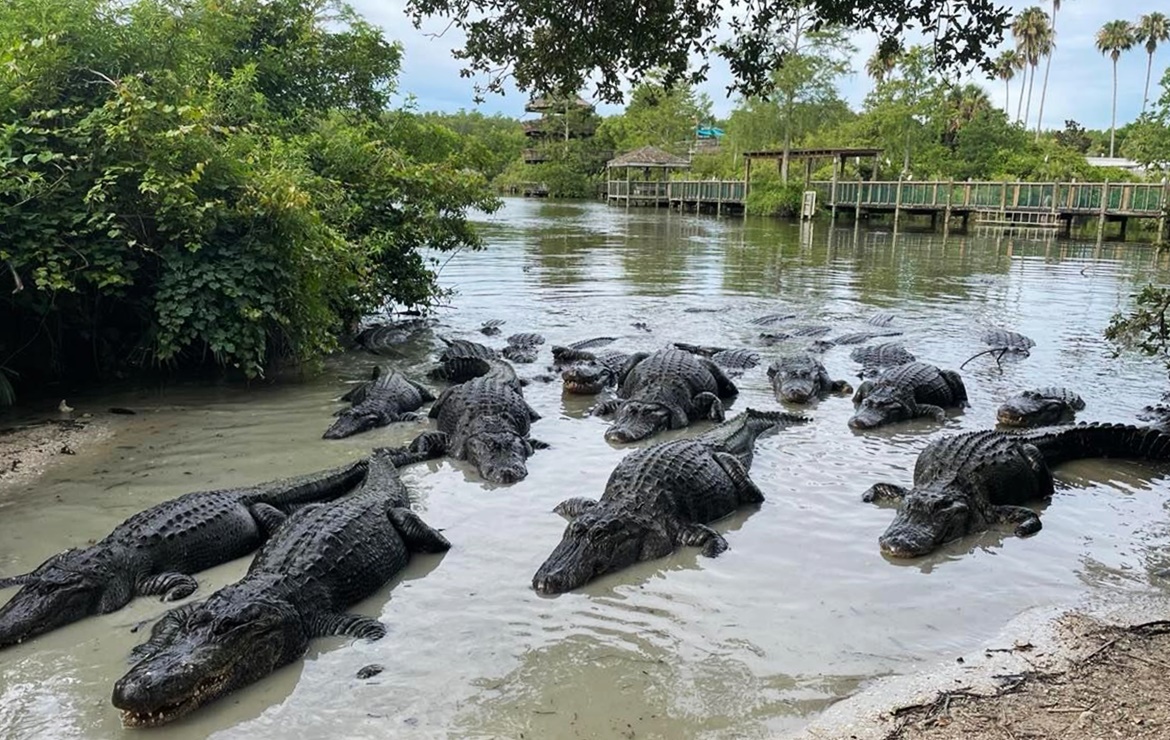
<box><xmin>855</xmin><ymin>173</ymin><xmax>863</xmax><ymax>223</ymax></box>
<box><xmin>803</xmin><ymin>157</ymin><xmax>813</xmax><ymax>190</ymax></box>
<box><xmin>894</xmin><ymin>174</ymin><xmax>904</xmax><ymax>232</ymax></box>
<box><xmin>743</xmin><ymin>156</ymin><xmax>752</xmax><ymax>199</ymax></box>
<box><xmin>625</xmin><ymin>167</ymin><xmax>631</xmax><ymax>211</ymax></box>
<box><xmin>830</xmin><ymin>155</ymin><xmax>840</xmax><ymax>223</ymax></box>
<box><xmin>944</xmin><ymin>180</ymin><xmax>953</xmax><ymax>237</ymax></box>
<box><xmin>1097</xmin><ymin>180</ymin><xmax>1109</xmax><ymax>244</ymax></box>
<box><xmin>1158</xmin><ymin>179</ymin><xmax>1169</xmax><ymax>246</ymax></box>
<box><xmin>1011</xmin><ymin>183</ymin><xmax>1020</xmax><ymax>208</ymax></box>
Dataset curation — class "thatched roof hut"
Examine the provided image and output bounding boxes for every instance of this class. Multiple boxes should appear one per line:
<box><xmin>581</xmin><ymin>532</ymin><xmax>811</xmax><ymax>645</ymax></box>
<box><xmin>605</xmin><ymin>146</ymin><xmax>691</xmax><ymax>170</ymax></box>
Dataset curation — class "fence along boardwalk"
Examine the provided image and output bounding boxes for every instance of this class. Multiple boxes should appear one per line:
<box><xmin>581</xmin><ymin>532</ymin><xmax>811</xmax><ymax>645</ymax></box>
<box><xmin>603</xmin><ymin>179</ymin><xmax>1170</xmax><ymax>241</ymax></box>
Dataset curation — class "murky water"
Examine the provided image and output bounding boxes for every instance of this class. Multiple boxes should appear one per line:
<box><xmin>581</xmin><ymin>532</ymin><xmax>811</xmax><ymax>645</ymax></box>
<box><xmin>3</xmin><ymin>198</ymin><xmax>1170</xmax><ymax>739</ymax></box>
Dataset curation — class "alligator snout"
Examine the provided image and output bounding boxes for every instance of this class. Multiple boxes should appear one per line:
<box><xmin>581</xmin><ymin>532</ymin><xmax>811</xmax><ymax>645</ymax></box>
<box><xmin>779</xmin><ymin>381</ymin><xmax>816</xmax><ymax>404</ymax></box>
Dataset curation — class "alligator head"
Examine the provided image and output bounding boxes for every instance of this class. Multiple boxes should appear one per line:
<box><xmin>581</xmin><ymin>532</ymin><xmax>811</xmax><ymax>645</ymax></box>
<box><xmin>772</xmin><ymin>365</ymin><xmax>819</xmax><ymax>403</ymax></box>
<box><xmin>0</xmin><ymin>548</ymin><xmax>128</xmax><ymax>648</ymax></box>
<box><xmin>604</xmin><ymin>401</ymin><xmax>678</xmax><ymax>443</ymax></box>
<box><xmin>322</xmin><ymin>408</ymin><xmax>388</xmax><ymax>439</ymax></box>
<box><xmin>113</xmin><ymin>588</ymin><xmax>308</xmax><ymax>727</ymax></box>
<box><xmin>532</xmin><ymin>509</ymin><xmax>672</xmax><ymax>593</ymax></box>
<box><xmin>464</xmin><ymin>433</ymin><xmax>532</xmax><ymax>484</ymax></box>
<box><xmin>849</xmin><ymin>392</ymin><xmax>914</xmax><ymax>430</ymax></box>
<box><xmin>996</xmin><ymin>391</ymin><xmax>1070</xmax><ymax>428</ymax></box>
<box><xmin>878</xmin><ymin>487</ymin><xmax>972</xmax><ymax>557</ymax></box>
<box><xmin>562</xmin><ymin>360</ymin><xmax>615</xmax><ymax>395</ymax></box>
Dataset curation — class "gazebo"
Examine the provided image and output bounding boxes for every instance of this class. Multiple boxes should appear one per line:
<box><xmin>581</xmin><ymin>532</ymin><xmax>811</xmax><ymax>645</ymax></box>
<box><xmin>605</xmin><ymin>146</ymin><xmax>691</xmax><ymax>207</ymax></box>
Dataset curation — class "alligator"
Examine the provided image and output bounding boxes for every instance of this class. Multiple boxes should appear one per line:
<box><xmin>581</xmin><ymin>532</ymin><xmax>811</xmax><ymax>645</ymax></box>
<box><xmin>823</xmin><ymin>330</ymin><xmax>904</xmax><ymax>347</ymax></box>
<box><xmin>849</xmin><ymin>361</ymin><xmax>968</xmax><ymax>429</ymax></box>
<box><xmin>672</xmin><ymin>343</ymin><xmax>761</xmax><ymax>372</ymax></box>
<box><xmin>996</xmin><ymin>387</ymin><xmax>1085</xmax><ymax>428</ymax></box>
<box><xmin>502</xmin><ymin>332</ymin><xmax>545</xmax><ymax>364</ymax></box>
<box><xmin>428</xmin><ymin>356</ymin><xmax>521</xmax><ymax>391</ymax></box>
<box><xmin>480</xmin><ymin>319</ymin><xmax>505</xmax><ymax>336</ymax></box>
<box><xmin>1139</xmin><ymin>399</ymin><xmax>1170</xmax><ymax>431</ymax></box>
<box><xmin>425</xmin><ymin>375</ymin><xmax>545</xmax><ymax>483</ymax></box>
<box><xmin>768</xmin><ymin>355</ymin><xmax>853</xmax><ymax>403</ymax></box>
<box><xmin>866</xmin><ymin>312</ymin><xmax>896</xmax><ymax>327</ymax></box>
<box><xmin>353</xmin><ymin>319</ymin><xmax>435</xmax><ymax>353</ymax></box>
<box><xmin>0</xmin><ymin>461</ymin><xmax>368</xmax><ymax>648</ymax></box>
<box><xmin>339</xmin><ymin>366</ymin><xmax>381</xmax><ymax>404</ymax></box>
<box><xmin>532</xmin><ymin>409</ymin><xmax>807</xmax><ymax>593</ymax></box>
<box><xmin>567</xmin><ymin>336</ymin><xmax>618</xmax><ymax>351</ymax></box>
<box><xmin>849</xmin><ymin>342</ymin><xmax>917</xmax><ymax>377</ymax></box>
<box><xmin>112</xmin><ymin>447</ymin><xmax>451</xmax><ymax>727</ymax></box>
<box><xmin>559</xmin><ymin>349</ymin><xmax>631</xmax><ymax>395</ymax></box>
<box><xmin>981</xmin><ymin>328</ymin><xmax>1035</xmax><ymax>354</ymax></box>
<box><xmin>437</xmin><ymin>336</ymin><xmax>498</xmax><ymax>362</ymax></box>
<box><xmin>631</xmin><ymin>322</ymin><xmax>652</xmax><ymax>332</ymax></box>
<box><xmin>749</xmin><ymin>313</ymin><xmax>796</xmax><ymax>326</ymax></box>
<box><xmin>592</xmin><ymin>349</ymin><xmax>739</xmax><ymax>443</ymax></box>
<box><xmin>862</xmin><ymin>423</ymin><xmax>1170</xmax><ymax>558</ymax></box>
<box><xmin>323</xmin><ymin>368</ymin><xmax>435</xmax><ymax>439</ymax></box>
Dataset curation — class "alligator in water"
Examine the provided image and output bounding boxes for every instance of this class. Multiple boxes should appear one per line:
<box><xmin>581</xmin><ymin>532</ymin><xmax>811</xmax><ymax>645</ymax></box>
<box><xmin>425</xmin><ymin>375</ymin><xmax>545</xmax><ymax>483</ymax></box>
<box><xmin>848</xmin><ymin>343</ymin><xmax>918</xmax><ymax>378</ymax></box>
<box><xmin>480</xmin><ymin>319</ymin><xmax>505</xmax><ymax>336</ymax></box>
<box><xmin>437</xmin><ymin>336</ymin><xmax>498</xmax><ymax>361</ymax></box>
<box><xmin>532</xmin><ymin>409</ymin><xmax>807</xmax><ymax>593</ymax></box>
<box><xmin>353</xmin><ymin>319</ymin><xmax>435</xmax><ymax>354</ymax></box>
<box><xmin>323</xmin><ymin>368</ymin><xmax>435</xmax><ymax>439</ymax></box>
<box><xmin>981</xmin><ymin>328</ymin><xmax>1035</xmax><ymax>354</ymax></box>
<box><xmin>672</xmin><ymin>343</ymin><xmax>761</xmax><ymax>372</ymax></box>
<box><xmin>112</xmin><ymin>447</ymin><xmax>451</xmax><ymax>727</ymax></box>
<box><xmin>429</xmin><ymin>356</ymin><xmax>520</xmax><ymax>391</ymax></box>
<box><xmin>558</xmin><ymin>349</ymin><xmax>631</xmax><ymax>395</ymax></box>
<box><xmin>749</xmin><ymin>313</ymin><xmax>797</xmax><ymax>326</ymax></box>
<box><xmin>768</xmin><ymin>355</ymin><xmax>853</xmax><ymax>403</ymax></box>
<box><xmin>0</xmin><ymin>460</ymin><xmax>371</xmax><ymax>648</ymax></box>
<box><xmin>849</xmin><ymin>362</ymin><xmax>968</xmax><ymax>429</ymax></box>
<box><xmin>862</xmin><ymin>423</ymin><xmax>1170</xmax><ymax>557</ymax></box>
<box><xmin>501</xmin><ymin>332</ymin><xmax>545</xmax><ymax>363</ymax></box>
<box><xmin>996</xmin><ymin>387</ymin><xmax>1085</xmax><ymax>428</ymax></box>
<box><xmin>593</xmin><ymin>349</ymin><xmax>739</xmax><ymax>443</ymax></box>
<box><xmin>821</xmin><ymin>330</ymin><xmax>904</xmax><ymax>347</ymax></box>
<box><xmin>866</xmin><ymin>313</ymin><xmax>896</xmax><ymax>327</ymax></box>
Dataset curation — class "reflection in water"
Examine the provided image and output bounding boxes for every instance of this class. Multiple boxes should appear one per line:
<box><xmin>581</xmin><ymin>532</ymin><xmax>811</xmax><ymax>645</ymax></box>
<box><xmin>3</xmin><ymin>197</ymin><xmax>1170</xmax><ymax>739</ymax></box>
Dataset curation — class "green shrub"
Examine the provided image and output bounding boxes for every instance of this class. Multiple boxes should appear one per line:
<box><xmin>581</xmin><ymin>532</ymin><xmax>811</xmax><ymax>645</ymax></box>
<box><xmin>745</xmin><ymin>181</ymin><xmax>806</xmax><ymax>218</ymax></box>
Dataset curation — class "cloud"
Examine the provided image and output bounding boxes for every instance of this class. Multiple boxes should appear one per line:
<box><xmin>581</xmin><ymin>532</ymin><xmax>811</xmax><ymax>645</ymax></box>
<box><xmin>356</xmin><ymin>0</ymin><xmax>1170</xmax><ymax>131</ymax></box>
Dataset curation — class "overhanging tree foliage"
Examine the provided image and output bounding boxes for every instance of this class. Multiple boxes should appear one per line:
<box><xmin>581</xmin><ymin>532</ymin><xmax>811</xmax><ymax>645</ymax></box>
<box><xmin>0</xmin><ymin>0</ymin><xmax>498</xmax><ymax>389</ymax></box>
<box><xmin>406</xmin><ymin>0</ymin><xmax>1012</xmax><ymax>102</ymax></box>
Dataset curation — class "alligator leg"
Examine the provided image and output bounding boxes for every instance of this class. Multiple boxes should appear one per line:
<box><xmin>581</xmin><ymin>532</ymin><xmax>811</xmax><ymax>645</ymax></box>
<box><xmin>310</xmin><ymin>612</ymin><xmax>387</xmax><ymax>640</ymax></box>
<box><xmin>526</xmin><ymin>438</ymin><xmax>551</xmax><ymax>450</ymax></box>
<box><xmin>862</xmin><ymin>483</ymin><xmax>910</xmax><ymax>503</ymax></box>
<box><xmin>394</xmin><ymin>411</ymin><xmax>423</xmax><ymax>422</ymax></box>
<box><xmin>693</xmin><ymin>392</ymin><xmax>726</xmax><ymax>422</ymax></box>
<box><xmin>915</xmin><ymin>403</ymin><xmax>946</xmax><ymax>422</ymax></box>
<box><xmin>388</xmin><ymin>508</ymin><xmax>452</xmax><ymax>553</ymax></box>
<box><xmin>677</xmin><ymin>524</ymin><xmax>729</xmax><ymax>557</ymax></box>
<box><xmin>590</xmin><ymin>399</ymin><xmax>622</xmax><ymax>416</ymax></box>
<box><xmin>137</xmin><ymin>573</ymin><xmax>199</xmax><ymax>602</ymax></box>
<box><xmin>940</xmin><ymin>370</ymin><xmax>969</xmax><ymax>407</ymax></box>
<box><xmin>993</xmin><ymin>505</ymin><xmax>1043</xmax><ymax>537</ymax></box>
<box><xmin>387</xmin><ymin>431</ymin><xmax>449</xmax><ymax>466</ymax></box>
<box><xmin>249</xmin><ymin>503</ymin><xmax>288</xmax><ymax>537</ymax></box>
<box><xmin>712</xmin><ymin>451</ymin><xmax>764</xmax><ymax>504</ymax></box>
<box><xmin>853</xmin><ymin>381</ymin><xmax>874</xmax><ymax>405</ymax></box>
<box><xmin>553</xmin><ymin>497</ymin><xmax>598</xmax><ymax>518</ymax></box>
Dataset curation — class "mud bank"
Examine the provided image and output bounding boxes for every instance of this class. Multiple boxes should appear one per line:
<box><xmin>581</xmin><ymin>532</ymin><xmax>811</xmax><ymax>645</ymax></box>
<box><xmin>0</xmin><ymin>417</ymin><xmax>113</xmax><ymax>493</ymax></box>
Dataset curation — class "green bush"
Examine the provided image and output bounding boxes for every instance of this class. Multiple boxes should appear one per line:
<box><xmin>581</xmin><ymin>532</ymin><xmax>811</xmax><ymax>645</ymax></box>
<box><xmin>0</xmin><ymin>0</ymin><xmax>497</xmax><ymax>386</ymax></box>
<box><xmin>745</xmin><ymin>181</ymin><xmax>806</xmax><ymax>218</ymax></box>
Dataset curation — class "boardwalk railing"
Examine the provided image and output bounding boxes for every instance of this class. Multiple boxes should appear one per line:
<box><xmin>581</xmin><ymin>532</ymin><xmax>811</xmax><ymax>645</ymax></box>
<box><xmin>606</xmin><ymin>180</ymin><xmax>746</xmax><ymax>202</ymax></box>
<box><xmin>817</xmin><ymin>180</ymin><xmax>1167</xmax><ymax>216</ymax></box>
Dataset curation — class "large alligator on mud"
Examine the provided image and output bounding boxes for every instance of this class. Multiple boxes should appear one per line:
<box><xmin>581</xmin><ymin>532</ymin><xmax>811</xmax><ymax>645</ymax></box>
<box><xmin>849</xmin><ymin>361</ymin><xmax>967</xmax><ymax>429</ymax></box>
<box><xmin>532</xmin><ymin>409</ymin><xmax>807</xmax><ymax>593</ymax></box>
<box><xmin>425</xmin><ymin>374</ymin><xmax>545</xmax><ymax>483</ymax></box>
<box><xmin>592</xmin><ymin>348</ymin><xmax>739</xmax><ymax>443</ymax></box>
<box><xmin>768</xmin><ymin>355</ymin><xmax>853</xmax><ymax>403</ymax></box>
<box><xmin>996</xmin><ymin>387</ymin><xmax>1085</xmax><ymax>428</ymax></box>
<box><xmin>863</xmin><ymin>423</ymin><xmax>1170</xmax><ymax>558</ymax></box>
<box><xmin>112</xmin><ymin>447</ymin><xmax>451</xmax><ymax>727</ymax></box>
<box><xmin>323</xmin><ymin>368</ymin><xmax>435</xmax><ymax>439</ymax></box>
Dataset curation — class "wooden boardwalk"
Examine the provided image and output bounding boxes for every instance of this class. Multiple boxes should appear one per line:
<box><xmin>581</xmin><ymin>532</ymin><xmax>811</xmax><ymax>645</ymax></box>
<box><xmin>604</xmin><ymin>178</ymin><xmax>1169</xmax><ymax>241</ymax></box>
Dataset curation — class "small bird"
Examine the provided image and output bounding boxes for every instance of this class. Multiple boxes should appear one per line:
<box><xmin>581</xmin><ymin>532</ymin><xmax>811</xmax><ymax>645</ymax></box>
<box><xmin>58</xmin><ymin>399</ymin><xmax>74</xmax><ymax>414</ymax></box>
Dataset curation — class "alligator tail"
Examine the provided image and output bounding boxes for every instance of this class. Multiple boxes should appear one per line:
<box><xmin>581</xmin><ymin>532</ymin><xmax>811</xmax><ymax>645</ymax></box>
<box><xmin>704</xmin><ymin>408</ymin><xmax>809</xmax><ymax>458</ymax></box>
<box><xmin>1025</xmin><ymin>422</ymin><xmax>1170</xmax><ymax>466</ymax></box>
<box><xmin>251</xmin><ymin>459</ymin><xmax>370</xmax><ymax>507</ymax></box>
<box><xmin>429</xmin><ymin>356</ymin><xmax>492</xmax><ymax>383</ymax></box>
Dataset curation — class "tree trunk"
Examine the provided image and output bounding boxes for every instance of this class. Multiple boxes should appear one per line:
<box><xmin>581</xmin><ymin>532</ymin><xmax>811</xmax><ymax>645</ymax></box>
<box><xmin>1035</xmin><ymin>10</ymin><xmax>1057</xmax><ymax>139</ymax></box>
<box><xmin>1110</xmin><ymin>58</ymin><xmax>1118</xmax><ymax>157</ymax></box>
<box><xmin>1004</xmin><ymin>79</ymin><xmax>1011</xmax><ymax>114</ymax></box>
<box><xmin>1023</xmin><ymin>62</ymin><xmax>1037</xmax><ymax>129</ymax></box>
<box><xmin>903</xmin><ymin>123</ymin><xmax>911</xmax><ymax>175</ymax></box>
<box><xmin>1143</xmin><ymin>51</ymin><xmax>1155</xmax><ymax>114</ymax></box>
<box><xmin>1015</xmin><ymin>63</ymin><xmax>1028</xmax><ymax>123</ymax></box>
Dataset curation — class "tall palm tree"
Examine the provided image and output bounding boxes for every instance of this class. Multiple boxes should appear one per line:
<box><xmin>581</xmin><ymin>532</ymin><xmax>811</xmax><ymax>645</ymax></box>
<box><xmin>1096</xmin><ymin>19</ymin><xmax>1135</xmax><ymax>157</ymax></box>
<box><xmin>1012</xmin><ymin>7</ymin><xmax>1051</xmax><ymax>129</ymax></box>
<box><xmin>994</xmin><ymin>49</ymin><xmax>1024</xmax><ymax>114</ymax></box>
<box><xmin>866</xmin><ymin>43</ymin><xmax>901</xmax><ymax>84</ymax></box>
<box><xmin>1135</xmin><ymin>13</ymin><xmax>1170</xmax><ymax>114</ymax></box>
<box><xmin>1034</xmin><ymin>0</ymin><xmax>1065</xmax><ymax>139</ymax></box>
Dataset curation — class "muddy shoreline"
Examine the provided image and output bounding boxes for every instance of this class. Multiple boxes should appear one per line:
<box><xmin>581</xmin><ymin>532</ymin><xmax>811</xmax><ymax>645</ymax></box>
<box><xmin>0</xmin><ymin>415</ymin><xmax>113</xmax><ymax>493</ymax></box>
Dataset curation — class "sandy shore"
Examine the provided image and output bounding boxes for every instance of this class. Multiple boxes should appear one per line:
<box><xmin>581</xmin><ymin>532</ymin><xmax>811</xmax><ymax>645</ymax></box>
<box><xmin>0</xmin><ymin>415</ymin><xmax>113</xmax><ymax>493</ymax></box>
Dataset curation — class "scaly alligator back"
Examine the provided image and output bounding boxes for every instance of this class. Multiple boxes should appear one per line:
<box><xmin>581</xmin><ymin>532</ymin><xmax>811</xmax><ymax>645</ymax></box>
<box><xmin>1019</xmin><ymin>422</ymin><xmax>1170</xmax><ymax>466</ymax></box>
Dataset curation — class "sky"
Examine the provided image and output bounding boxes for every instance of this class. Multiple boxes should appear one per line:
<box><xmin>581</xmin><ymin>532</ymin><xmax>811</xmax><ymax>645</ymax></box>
<box><xmin>354</xmin><ymin>0</ymin><xmax>1166</xmax><ymax>132</ymax></box>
